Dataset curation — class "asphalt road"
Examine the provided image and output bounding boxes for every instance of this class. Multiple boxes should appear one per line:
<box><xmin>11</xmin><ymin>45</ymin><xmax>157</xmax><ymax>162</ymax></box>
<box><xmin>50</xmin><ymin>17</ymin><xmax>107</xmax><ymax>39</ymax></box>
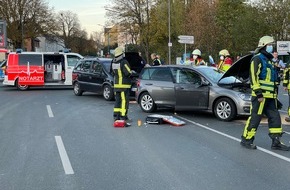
<box><xmin>0</xmin><ymin>84</ymin><xmax>290</xmax><ymax>190</ymax></box>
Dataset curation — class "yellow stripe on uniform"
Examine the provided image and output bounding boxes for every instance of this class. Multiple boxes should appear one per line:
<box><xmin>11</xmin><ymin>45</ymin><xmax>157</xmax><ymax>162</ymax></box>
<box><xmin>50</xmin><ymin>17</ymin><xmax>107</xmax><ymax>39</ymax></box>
<box><xmin>258</xmin><ymin>99</ymin><xmax>265</xmax><ymax>115</ymax></box>
<box><xmin>118</xmin><ymin>69</ymin><xmax>122</xmax><ymax>85</ymax></box>
<box><xmin>125</xmin><ymin>64</ymin><xmax>131</xmax><ymax>73</ymax></box>
<box><xmin>269</xmin><ymin>128</ymin><xmax>282</xmax><ymax>134</ymax></box>
<box><xmin>120</xmin><ymin>91</ymin><xmax>126</xmax><ymax>116</ymax></box>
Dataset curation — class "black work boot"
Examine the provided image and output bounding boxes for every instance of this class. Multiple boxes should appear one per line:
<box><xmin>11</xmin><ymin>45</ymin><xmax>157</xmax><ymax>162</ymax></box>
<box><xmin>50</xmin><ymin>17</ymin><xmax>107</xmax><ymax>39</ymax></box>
<box><xmin>269</xmin><ymin>133</ymin><xmax>290</xmax><ymax>151</ymax></box>
<box><xmin>240</xmin><ymin>136</ymin><xmax>257</xmax><ymax>149</ymax></box>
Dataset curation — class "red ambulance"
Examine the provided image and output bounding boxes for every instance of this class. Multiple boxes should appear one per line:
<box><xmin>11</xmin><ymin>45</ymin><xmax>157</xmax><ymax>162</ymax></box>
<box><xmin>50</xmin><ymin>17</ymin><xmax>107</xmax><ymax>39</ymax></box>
<box><xmin>3</xmin><ymin>51</ymin><xmax>83</xmax><ymax>90</ymax></box>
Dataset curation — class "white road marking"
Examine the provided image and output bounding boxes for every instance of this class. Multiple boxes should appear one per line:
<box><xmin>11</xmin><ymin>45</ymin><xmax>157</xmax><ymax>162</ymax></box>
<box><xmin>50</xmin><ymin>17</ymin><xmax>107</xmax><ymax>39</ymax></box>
<box><xmin>284</xmin><ymin>131</ymin><xmax>290</xmax><ymax>135</ymax></box>
<box><xmin>55</xmin><ymin>136</ymin><xmax>74</xmax><ymax>175</ymax></box>
<box><xmin>46</xmin><ymin>105</ymin><xmax>54</xmax><ymax>118</ymax></box>
<box><xmin>178</xmin><ymin>116</ymin><xmax>290</xmax><ymax>164</ymax></box>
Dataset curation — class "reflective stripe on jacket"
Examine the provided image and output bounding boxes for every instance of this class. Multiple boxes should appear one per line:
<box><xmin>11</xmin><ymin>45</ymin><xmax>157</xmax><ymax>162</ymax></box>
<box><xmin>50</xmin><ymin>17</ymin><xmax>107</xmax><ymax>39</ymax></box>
<box><xmin>112</xmin><ymin>58</ymin><xmax>132</xmax><ymax>91</ymax></box>
<box><xmin>250</xmin><ymin>53</ymin><xmax>278</xmax><ymax>98</ymax></box>
<box><xmin>192</xmin><ymin>58</ymin><xmax>206</xmax><ymax>66</ymax></box>
<box><xmin>218</xmin><ymin>57</ymin><xmax>233</xmax><ymax>72</ymax></box>
<box><xmin>283</xmin><ymin>63</ymin><xmax>290</xmax><ymax>88</ymax></box>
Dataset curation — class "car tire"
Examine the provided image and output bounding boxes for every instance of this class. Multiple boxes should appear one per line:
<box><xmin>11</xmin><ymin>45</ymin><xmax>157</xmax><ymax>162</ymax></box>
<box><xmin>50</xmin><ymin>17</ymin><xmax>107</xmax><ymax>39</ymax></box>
<box><xmin>103</xmin><ymin>85</ymin><xmax>114</xmax><ymax>101</ymax></box>
<box><xmin>139</xmin><ymin>92</ymin><xmax>156</xmax><ymax>113</ymax></box>
<box><xmin>16</xmin><ymin>79</ymin><xmax>29</xmax><ymax>91</ymax></box>
<box><xmin>214</xmin><ymin>98</ymin><xmax>237</xmax><ymax>121</ymax></box>
<box><xmin>73</xmin><ymin>82</ymin><xmax>83</xmax><ymax>96</ymax></box>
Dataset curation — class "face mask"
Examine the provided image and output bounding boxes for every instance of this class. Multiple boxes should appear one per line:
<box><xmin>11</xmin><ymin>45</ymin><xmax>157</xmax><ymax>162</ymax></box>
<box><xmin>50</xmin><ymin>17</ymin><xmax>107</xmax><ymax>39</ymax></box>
<box><xmin>266</xmin><ymin>45</ymin><xmax>273</xmax><ymax>53</ymax></box>
<box><xmin>193</xmin><ymin>55</ymin><xmax>198</xmax><ymax>60</ymax></box>
<box><xmin>220</xmin><ymin>56</ymin><xmax>224</xmax><ymax>60</ymax></box>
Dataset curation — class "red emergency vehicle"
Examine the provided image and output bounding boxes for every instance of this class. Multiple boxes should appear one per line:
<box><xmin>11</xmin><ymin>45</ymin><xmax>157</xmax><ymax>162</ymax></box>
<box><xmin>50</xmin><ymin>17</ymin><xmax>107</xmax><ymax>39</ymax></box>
<box><xmin>3</xmin><ymin>51</ymin><xmax>83</xmax><ymax>90</ymax></box>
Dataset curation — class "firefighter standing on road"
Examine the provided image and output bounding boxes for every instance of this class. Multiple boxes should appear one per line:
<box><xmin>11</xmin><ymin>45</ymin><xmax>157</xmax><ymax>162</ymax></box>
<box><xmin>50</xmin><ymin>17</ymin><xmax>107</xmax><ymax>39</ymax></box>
<box><xmin>240</xmin><ymin>36</ymin><xmax>290</xmax><ymax>151</ymax></box>
<box><xmin>283</xmin><ymin>52</ymin><xmax>290</xmax><ymax>122</ymax></box>
<box><xmin>191</xmin><ymin>49</ymin><xmax>206</xmax><ymax>66</ymax></box>
<box><xmin>217</xmin><ymin>49</ymin><xmax>233</xmax><ymax>72</ymax></box>
<box><xmin>111</xmin><ymin>47</ymin><xmax>133</xmax><ymax>126</ymax></box>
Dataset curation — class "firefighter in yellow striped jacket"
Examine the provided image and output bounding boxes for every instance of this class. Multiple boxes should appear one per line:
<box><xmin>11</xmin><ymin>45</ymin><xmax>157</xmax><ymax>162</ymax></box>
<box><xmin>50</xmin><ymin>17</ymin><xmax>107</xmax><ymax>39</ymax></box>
<box><xmin>283</xmin><ymin>54</ymin><xmax>290</xmax><ymax>122</ymax></box>
<box><xmin>240</xmin><ymin>36</ymin><xmax>289</xmax><ymax>151</ymax></box>
<box><xmin>111</xmin><ymin>47</ymin><xmax>133</xmax><ymax>125</ymax></box>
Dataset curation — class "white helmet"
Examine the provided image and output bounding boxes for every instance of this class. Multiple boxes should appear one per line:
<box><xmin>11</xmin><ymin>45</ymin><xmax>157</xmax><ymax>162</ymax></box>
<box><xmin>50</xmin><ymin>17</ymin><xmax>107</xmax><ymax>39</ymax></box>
<box><xmin>258</xmin><ymin>36</ymin><xmax>274</xmax><ymax>47</ymax></box>
<box><xmin>114</xmin><ymin>47</ymin><xmax>124</xmax><ymax>57</ymax></box>
<box><xmin>219</xmin><ymin>49</ymin><xmax>230</xmax><ymax>56</ymax></box>
<box><xmin>192</xmin><ymin>49</ymin><xmax>201</xmax><ymax>56</ymax></box>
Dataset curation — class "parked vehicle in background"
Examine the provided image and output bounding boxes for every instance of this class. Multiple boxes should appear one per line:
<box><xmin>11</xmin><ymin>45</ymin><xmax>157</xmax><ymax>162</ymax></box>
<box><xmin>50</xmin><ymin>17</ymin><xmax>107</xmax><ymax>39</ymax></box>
<box><xmin>0</xmin><ymin>60</ymin><xmax>6</xmax><ymax>80</ymax></box>
<box><xmin>72</xmin><ymin>57</ymin><xmax>115</xmax><ymax>101</ymax></box>
<box><xmin>2</xmin><ymin>51</ymin><xmax>83</xmax><ymax>90</ymax></box>
<box><xmin>135</xmin><ymin>55</ymin><xmax>253</xmax><ymax>121</ymax></box>
<box><xmin>72</xmin><ymin>52</ymin><xmax>145</xmax><ymax>101</ymax></box>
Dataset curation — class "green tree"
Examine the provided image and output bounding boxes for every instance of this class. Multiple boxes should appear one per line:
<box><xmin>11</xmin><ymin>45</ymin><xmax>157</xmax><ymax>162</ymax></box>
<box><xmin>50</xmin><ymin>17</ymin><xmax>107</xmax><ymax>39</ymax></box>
<box><xmin>147</xmin><ymin>0</ymin><xmax>186</xmax><ymax>64</ymax></box>
<box><xmin>257</xmin><ymin>0</ymin><xmax>290</xmax><ymax>40</ymax></box>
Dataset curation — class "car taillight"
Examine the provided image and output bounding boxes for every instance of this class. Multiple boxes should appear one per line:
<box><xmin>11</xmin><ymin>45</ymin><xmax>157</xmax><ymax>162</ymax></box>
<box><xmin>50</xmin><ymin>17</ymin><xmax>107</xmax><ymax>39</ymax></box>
<box><xmin>72</xmin><ymin>72</ymin><xmax>77</xmax><ymax>80</ymax></box>
<box><xmin>136</xmin><ymin>79</ymin><xmax>140</xmax><ymax>87</ymax></box>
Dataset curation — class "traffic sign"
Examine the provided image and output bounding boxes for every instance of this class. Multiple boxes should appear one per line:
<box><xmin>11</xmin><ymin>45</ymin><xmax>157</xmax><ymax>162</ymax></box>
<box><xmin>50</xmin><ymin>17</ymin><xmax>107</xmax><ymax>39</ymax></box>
<box><xmin>178</xmin><ymin>35</ymin><xmax>194</xmax><ymax>44</ymax></box>
<box><xmin>178</xmin><ymin>39</ymin><xmax>194</xmax><ymax>44</ymax></box>
<box><xmin>178</xmin><ymin>35</ymin><xmax>194</xmax><ymax>40</ymax></box>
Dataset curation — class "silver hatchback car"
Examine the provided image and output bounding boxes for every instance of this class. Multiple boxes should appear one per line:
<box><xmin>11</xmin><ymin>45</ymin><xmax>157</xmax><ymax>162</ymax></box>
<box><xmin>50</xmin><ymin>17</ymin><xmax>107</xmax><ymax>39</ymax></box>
<box><xmin>135</xmin><ymin>55</ymin><xmax>253</xmax><ymax>121</ymax></box>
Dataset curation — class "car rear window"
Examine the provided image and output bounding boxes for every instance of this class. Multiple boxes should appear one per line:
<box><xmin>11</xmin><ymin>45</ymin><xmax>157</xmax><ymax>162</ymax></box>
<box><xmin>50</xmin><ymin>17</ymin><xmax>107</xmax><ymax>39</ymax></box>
<box><xmin>141</xmin><ymin>68</ymin><xmax>172</xmax><ymax>81</ymax></box>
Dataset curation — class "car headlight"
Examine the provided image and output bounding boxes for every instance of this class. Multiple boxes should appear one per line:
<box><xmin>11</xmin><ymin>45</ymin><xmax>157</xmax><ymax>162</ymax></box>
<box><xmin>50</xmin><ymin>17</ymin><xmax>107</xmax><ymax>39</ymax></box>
<box><xmin>238</xmin><ymin>93</ymin><xmax>251</xmax><ymax>101</ymax></box>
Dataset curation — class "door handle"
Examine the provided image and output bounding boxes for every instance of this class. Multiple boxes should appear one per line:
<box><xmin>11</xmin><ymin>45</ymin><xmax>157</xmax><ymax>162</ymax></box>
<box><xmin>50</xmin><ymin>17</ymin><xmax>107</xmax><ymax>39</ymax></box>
<box><xmin>145</xmin><ymin>83</ymin><xmax>153</xmax><ymax>85</ymax></box>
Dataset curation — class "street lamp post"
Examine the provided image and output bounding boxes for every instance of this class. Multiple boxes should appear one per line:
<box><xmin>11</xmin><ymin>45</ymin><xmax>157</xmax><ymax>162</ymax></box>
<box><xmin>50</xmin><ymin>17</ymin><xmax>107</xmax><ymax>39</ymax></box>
<box><xmin>107</xmin><ymin>32</ymin><xmax>110</xmax><ymax>56</ymax></box>
<box><xmin>168</xmin><ymin>0</ymin><xmax>171</xmax><ymax>64</ymax></box>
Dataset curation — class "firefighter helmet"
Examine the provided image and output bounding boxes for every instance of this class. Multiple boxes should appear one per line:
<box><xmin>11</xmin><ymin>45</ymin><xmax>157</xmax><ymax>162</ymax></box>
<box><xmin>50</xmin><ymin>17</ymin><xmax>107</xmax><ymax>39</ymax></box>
<box><xmin>192</xmin><ymin>49</ymin><xmax>201</xmax><ymax>56</ymax></box>
<box><xmin>219</xmin><ymin>49</ymin><xmax>230</xmax><ymax>56</ymax></box>
<box><xmin>258</xmin><ymin>36</ymin><xmax>274</xmax><ymax>47</ymax></box>
<box><xmin>114</xmin><ymin>47</ymin><xmax>124</xmax><ymax>57</ymax></box>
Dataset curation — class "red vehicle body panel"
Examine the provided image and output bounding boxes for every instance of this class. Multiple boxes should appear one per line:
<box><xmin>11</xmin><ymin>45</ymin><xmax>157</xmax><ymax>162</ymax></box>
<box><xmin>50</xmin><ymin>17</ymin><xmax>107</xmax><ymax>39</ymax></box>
<box><xmin>7</xmin><ymin>53</ymin><xmax>44</xmax><ymax>86</ymax></box>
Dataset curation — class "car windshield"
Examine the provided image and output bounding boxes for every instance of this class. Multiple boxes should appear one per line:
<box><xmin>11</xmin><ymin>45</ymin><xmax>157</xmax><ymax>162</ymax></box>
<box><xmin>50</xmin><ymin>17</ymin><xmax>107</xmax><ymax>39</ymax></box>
<box><xmin>198</xmin><ymin>67</ymin><xmax>242</xmax><ymax>84</ymax></box>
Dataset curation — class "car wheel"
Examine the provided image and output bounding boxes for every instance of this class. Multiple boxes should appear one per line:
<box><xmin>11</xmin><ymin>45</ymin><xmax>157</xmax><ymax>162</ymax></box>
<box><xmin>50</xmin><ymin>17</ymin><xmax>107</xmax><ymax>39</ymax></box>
<box><xmin>73</xmin><ymin>82</ymin><xmax>83</xmax><ymax>96</ymax></box>
<box><xmin>16</xmin><ymin>79</ymin><xmax>29</xmax><ymax>91</ymax></box>
<box><xmin>139</xmin><ymin>92</ymin><xmax>156</xmax><ymax>113</ymax></box>
<box><xmin>214</xmin><ymin>98</ymin><xmax>237</xmax><ymax>121</ymax></box>
<box><xmin>103</xmin><ymin>85</ymin><xmax>114</xmax><ymax>101</ymax></box>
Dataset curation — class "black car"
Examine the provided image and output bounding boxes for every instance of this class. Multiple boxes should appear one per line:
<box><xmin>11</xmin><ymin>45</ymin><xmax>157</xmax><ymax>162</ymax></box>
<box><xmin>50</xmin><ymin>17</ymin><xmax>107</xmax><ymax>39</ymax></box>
<box><xmin>72</xmin><ymin>57</ymin><xmax>115</xmax><ymax>100</ymax></box>
<box><xmin>72</xmin><ymin>53</ymin><xmax>145</xmax><ymax>101</ymax></box>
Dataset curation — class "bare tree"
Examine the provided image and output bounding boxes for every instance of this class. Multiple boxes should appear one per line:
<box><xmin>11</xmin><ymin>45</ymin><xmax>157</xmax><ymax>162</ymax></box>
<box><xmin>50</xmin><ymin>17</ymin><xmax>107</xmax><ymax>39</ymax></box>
<box><xmin>55</xmin><ymin>10</ymin><xmax>81</xmax><ymax>48</ymax></box>
<box><xmin>105</xmin><ymin>0</ymin><xmax>156</xmax><ymax>61</ymax></box>
<box><xmin>0</xmin><ymin>0</ymin><xmax>56</xmax><ymax>50</ymax></box>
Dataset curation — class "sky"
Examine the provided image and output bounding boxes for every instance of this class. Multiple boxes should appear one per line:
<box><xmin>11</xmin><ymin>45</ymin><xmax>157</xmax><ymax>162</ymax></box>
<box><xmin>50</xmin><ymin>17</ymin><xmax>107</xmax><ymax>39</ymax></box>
<box><xmin>48</xmin><ymin>0</ymin><xmax>109</xmax><ymax>35</ymax></box>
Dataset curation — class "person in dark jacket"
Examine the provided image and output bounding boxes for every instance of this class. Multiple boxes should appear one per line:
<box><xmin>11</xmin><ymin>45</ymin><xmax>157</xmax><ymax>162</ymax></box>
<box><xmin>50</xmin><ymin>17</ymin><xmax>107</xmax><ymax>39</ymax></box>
<box><xmin>240</xmin><ymin>36</ymin><xmax>289</xmax><ymax>151</ymax></box>
<box><xmin>150</xmin><ymin>53</ymin><xmax>161</xmax><ymax>66</ymax></box>
<box><xmin>111</xmin><ymin>47</ymin><xmax>134</xmax><ymax>125</ymax></box>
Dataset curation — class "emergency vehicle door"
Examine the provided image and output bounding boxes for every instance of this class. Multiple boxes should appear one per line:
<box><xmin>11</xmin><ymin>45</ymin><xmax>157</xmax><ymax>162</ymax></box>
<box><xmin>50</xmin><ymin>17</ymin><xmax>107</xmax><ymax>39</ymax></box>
<box><xmin>18</xmin><ymin>54</ymin><xmax>44</xmax><ymax>86</ymax></box>
<box><xmin>65</xmin><ymin>55</ymin><xmax>83</xmax><ymax>85</ymax></box>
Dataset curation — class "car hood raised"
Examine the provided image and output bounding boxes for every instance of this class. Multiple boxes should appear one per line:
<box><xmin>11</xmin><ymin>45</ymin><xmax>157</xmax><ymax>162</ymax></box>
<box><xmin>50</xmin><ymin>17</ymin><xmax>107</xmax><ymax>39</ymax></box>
<box><xmin>218</xmin><ymin>54</ymin><xmax>253</xmax><ymax>83</ymax></box>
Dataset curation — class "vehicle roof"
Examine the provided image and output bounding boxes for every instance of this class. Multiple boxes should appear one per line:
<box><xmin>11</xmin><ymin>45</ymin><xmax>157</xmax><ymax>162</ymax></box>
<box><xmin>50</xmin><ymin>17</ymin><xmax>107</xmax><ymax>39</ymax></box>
<box><xmin>8</xmin><ymin>52</ymin><xmax>84</xmax><ymax>57</ymax></box>
<box><xmin>78</xmin><ymin>57</ymin><xmax>112</xmax><ymax>62</ymax></box>
<box><xmin>142</xmin><ymin>64</ymin><xmax>210</xmax><ymax>70</ymax></box>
